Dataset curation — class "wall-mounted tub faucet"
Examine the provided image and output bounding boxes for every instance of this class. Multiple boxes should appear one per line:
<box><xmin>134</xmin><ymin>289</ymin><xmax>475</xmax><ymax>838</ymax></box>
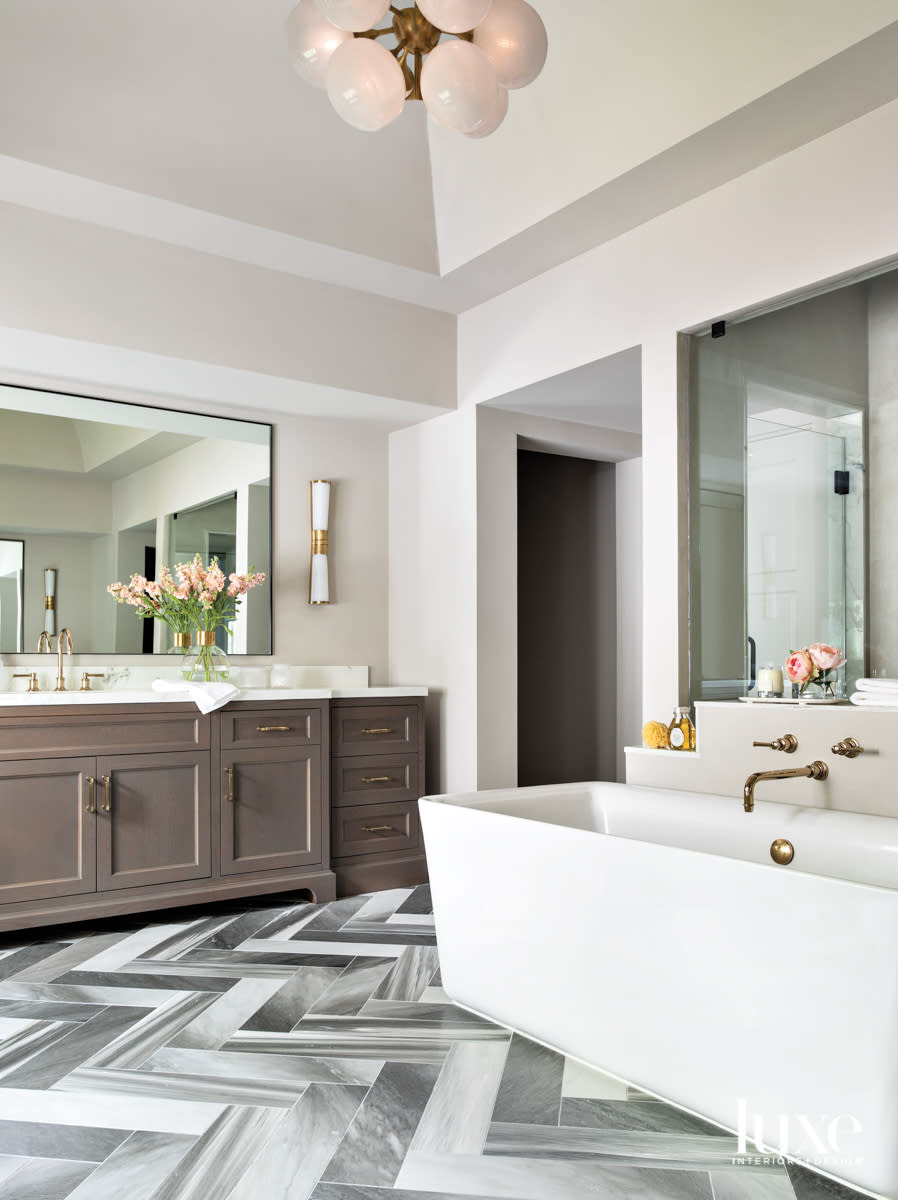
<box><xmin>742</xmin><ymin>761</ymin><xmax>828</xmax><ymax>813</ymax></box>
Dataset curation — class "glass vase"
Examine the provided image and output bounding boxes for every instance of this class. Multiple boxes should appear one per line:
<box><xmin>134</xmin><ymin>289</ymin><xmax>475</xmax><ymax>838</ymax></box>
<box><xmin>182</xmin><ymin>630</ymin><xmax>230</xmax><ymax>682</ymax></box>
<box><xmin>167</xmin><ymin>631</ymin><xmax>193</xmax><ymax>662</ymax></box>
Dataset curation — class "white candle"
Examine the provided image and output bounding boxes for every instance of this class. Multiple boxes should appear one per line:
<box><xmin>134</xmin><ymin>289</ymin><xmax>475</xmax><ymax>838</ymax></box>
<box><xmin>757</xmin><ymin>667</ymin><xmax>783</xmax><ymax>695</ymax></box>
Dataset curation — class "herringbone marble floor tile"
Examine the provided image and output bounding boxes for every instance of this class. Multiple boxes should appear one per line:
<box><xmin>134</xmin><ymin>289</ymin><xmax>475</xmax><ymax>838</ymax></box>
<box><xmin>0</xmin><ymin>889</ymin><xmax>866</xmax><ymax>1199</ymax></box>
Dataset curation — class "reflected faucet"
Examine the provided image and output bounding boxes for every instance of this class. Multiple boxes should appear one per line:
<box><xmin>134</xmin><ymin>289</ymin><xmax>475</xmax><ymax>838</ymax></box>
<box><xmin>55</xmin><ymin>628</ymin><xmax>73</xmax><ymax>692</ymax></box>
<box><xmin>742</xmin><ymin>761</ymin><xmax>828</xmax><ymax>812</ymax></box>
<box><xmin>36</xmin><ymin>630</ymin><xmax>52</xmax><ymax>654</ymax></box>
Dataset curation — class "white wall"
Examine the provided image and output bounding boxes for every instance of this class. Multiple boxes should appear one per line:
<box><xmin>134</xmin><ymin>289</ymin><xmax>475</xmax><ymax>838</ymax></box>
<box><xmin>868</xmin><ymin>273</ymin><xmax>898</xmax><ymax>677</ymax></box>
<box><xmin>458</xmin><ymin>98</ymin><xmax>898</xmax><ymax>722</ymax></box>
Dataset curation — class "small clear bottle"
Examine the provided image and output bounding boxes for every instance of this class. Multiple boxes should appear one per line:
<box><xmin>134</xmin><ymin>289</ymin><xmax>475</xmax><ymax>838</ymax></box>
<box><xmin>667</xmin><ymin>706</ymin><xmax>696</xmax><ymax>751</ymax></box>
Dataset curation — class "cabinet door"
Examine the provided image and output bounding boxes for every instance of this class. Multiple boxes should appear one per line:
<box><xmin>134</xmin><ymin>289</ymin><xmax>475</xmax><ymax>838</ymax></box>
<box><xmin>220</xmin><ymin>747</ymin><xmax>322</xmax><ymax>875</ymax></box>
<box><xmin>0</xmin><ymin>758</ymin><xmax>96</xmax><ymax>904</ymax></box>
<box><xmin>95</xmin><ymin>752</ymin><xmax>211</xmax><ymax>891</ymax></box>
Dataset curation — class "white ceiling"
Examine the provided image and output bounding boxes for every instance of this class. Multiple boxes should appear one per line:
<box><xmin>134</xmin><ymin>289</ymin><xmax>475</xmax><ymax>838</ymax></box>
<box><xmin>1</xmin><ymin>1</ymin><xmax>898</xmax><ymax>425</ymax></box>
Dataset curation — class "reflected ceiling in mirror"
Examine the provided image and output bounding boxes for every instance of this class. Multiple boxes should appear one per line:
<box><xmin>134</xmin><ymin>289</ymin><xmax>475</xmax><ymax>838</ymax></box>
<box><xmin>0</xmin><ymin>385</ymin><xmax>272</xmax><ymax>655</ymax></box>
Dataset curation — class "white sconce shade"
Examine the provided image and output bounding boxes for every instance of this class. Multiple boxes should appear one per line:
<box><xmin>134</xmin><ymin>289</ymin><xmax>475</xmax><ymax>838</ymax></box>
<box><xmin>315</xmin><ymin>0</ymin><xmax>390</xmax><ymax>33</ymax></box>
<box><xmin>44</xmin><ymin>567</ymin><xmax>57</xmax><ymax>636</ymax></box>
<box><xmin>326</xmin><ymin>37</ymin><xmax>407</xmax><ymax>131</ymax></box>
<box><xmin>421</xmin><ymin>39</ymin><xmax>502</xmax><ymax>134</ymax></box>
<box><xmin>474</xmin><ymin>0</ymin><xmax>548</xmax><ymax>88</ymax></box>
<box><xmin>285</xmin><ymin>0</ymin><xmax>352</xmax><ymax>88</ymax></box>
<box><xmin>310</xmin><ymin>480</ymin><xmax>331</xmax><ymax>605</ymax></box>
<box><xmin>416</xmin><ymin>0</ymin><xmax>493</xmax><ymax>34</ymax></box>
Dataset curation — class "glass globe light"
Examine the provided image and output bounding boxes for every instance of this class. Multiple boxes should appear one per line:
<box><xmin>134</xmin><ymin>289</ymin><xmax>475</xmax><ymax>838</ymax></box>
<box><xmin>315</xmin><ymin>0</ymin><xmax>391</xmax><ymax>33</ymax></box>
<box><xmin>326</xmin><ymin>37</ymin><xmax>406</xmax><ymax>131</ymax></box>
<box><xmin>285</xmin><ymin>0</ymin><xmax>352</xmax><ymax>89</ymax></box>
<box><xmin>421</xmin><ymin>39</ymin><xmax>501</xmax><ymax>135</ymax></box>
<box><xmin>416</xmin><ymin>0</ymin><xmax>493</xmax><ymax>35</ymax></box>
<box><xmin>465</xmin><ymin>84</ymin><xmax>508</xmax><ymax>137</ymax></box>
<box><xmin>473</xmin><ymin>0</ymin><xmax>548</xmax><ymax>89</ymax></box>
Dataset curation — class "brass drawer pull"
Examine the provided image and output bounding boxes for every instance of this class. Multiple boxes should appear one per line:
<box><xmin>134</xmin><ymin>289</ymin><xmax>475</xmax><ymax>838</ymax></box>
<box><xmin>256</xmin><ymin>725</ymin><xmax>293</xmax><ymax>733</ymax></box>
<box><xmin>85</xmin><ymin>776</ymin><xmax>96</xmax><ymax>814</ymax></box>
<box><xmin>361</xmin><ymin>727</ymin><xmax>393</xmax><ymax>735</ymax></box>
<box><xmin>102</xmin><ymin>775</ymin><xmax>111</xmax><ymax>813</ymax></box>
<box><xmin>225</xmin><ymin>766</ymin><xmax>235</xmax><ymax>803</ymax></box>
<box><xmin>362</xmin><ymin>825</ymin><xmax>397</xmax><ymax>834</ymax></box>
<box><xmin>361</xmin><ymin>776</ymin><xmax>393</xmax><ymax>784</ymax></box>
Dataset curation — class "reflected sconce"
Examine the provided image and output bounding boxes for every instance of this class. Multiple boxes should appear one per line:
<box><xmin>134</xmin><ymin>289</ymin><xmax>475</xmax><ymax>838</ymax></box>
<box><xmin>44</xmin><ymin>567</ymin><xmax>57</xmax><ymax>636</ymax></box>
<box><xmin>309</xmin><ymin>480</ymin><xmax>331</xmax><ymax>604</ymax></box>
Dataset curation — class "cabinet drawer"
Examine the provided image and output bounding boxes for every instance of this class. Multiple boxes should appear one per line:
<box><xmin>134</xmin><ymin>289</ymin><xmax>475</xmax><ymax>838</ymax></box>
<box><xmin>0</xmin><ymin>713</ymin><xmax>208</xmax><ymax>760</ymax></box>
<box><xmin>332</xmin><ymin>754</ymin><xmax>417</xmax><ymax>808</ymax></box>
<box><xmin>332</xmin><ymin>800</ymin><xmax>419</xmax><ymax>859</ymax></box>
<box><xmin>220</xmin><ymin>708</ymin><xmax>321</xmax><ymax>749</ymax></box>
<box><xmin>332</xmin><ymin>705</ymin><xmax>417</xmax><ymax>757</ymax></box>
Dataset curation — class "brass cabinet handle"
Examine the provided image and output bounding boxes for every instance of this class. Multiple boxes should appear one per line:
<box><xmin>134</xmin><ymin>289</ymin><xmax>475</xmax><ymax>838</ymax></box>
<box><xmin>256</xmin><ymin>725</ymin><xmax>293</xmax><ymax>733</ymax></box>
<box><xmin>752</xmin><ymin>734</ymin><xmax>798</xmax><ymax>753</ymax></box>
<box><xmin>360</xmin><ymin>728</ymin><xmax>393</xmax><ymax>735</ymax></box>
<box><xmin>102</xmin><ymin>775</ymin><xmax>111</xmax><ymax>813</ymax></box>
<box><xmin>85</xmin><ymin>776</ymin><xmax>96</xmax><ymax>814</ymax></box>
<box><xmin>361</xmin><ymin>776</ymin><xmax>393</xmax><ymax>784</ymax></box>
<box><xmin>832</xmin><ymin>737</ymin><xmax>865</xmax><ymax>759</ymax></box>
<box><xmin>362</xmin><ymin>825</ymin><xmax>397</xmax><ymax>834</ymax></box>
<box><xmin>225</xmin><ymin>766</ymin><xmax>235</xmax><ymax>803</ymax></box>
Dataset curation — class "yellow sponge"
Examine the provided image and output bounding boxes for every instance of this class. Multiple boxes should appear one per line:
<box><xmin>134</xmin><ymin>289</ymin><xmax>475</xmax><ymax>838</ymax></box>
<box><xmin>642</xmin><ymin>720</ymin><xmax>670</xmax><ymax>749</ymax></box>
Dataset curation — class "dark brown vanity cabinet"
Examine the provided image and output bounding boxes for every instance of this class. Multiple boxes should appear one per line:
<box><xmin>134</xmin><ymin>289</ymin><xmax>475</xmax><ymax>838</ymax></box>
<box><xmin>330</xmin><ymin>697</ymin><xmax>427</xmax><ymax>896</ymax></box>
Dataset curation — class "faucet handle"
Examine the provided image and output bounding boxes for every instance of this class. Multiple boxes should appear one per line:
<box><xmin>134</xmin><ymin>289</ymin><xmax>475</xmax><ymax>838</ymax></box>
<box><xmin>753</xmin><ymin>733</ymin><xmax>798</xmax><ymax>753</ymax></box>
<box><xmin>13</xmin><ymin>672</ymin><xmax>39</xmax><ymax>693</ymax></box>
<box><xmin>80</xmin><ymin>672</ymin><xmax>105</xmax><ymax>691</ymax></box>
<box><xmin>831</xmin><ymin>737</ymin><xmax>864</xmax><ymax>759</ymax></box>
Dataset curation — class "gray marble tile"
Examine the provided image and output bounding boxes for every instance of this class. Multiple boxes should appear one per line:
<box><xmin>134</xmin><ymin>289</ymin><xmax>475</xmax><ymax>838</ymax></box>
<box><xmin>135</xmin><ymin>916</ymin><xmax>236</xmax><ymax>961</ymax></box>
<box><xmin>0</xmin><ymin>1157</ymin><xmax>27</xmax><ymax>1186</ymax></box>
<box><xmin>211</xmin><ymin>941</ymin><xmax>359</xmax><ymax>966</ymax></box>
<box><xmin>562</xmin><ymin>1097</ymin><xmax>730</xmax><ymax>1138</ymax></box>
<box><xmin>54</xmin><ymin>969</ymin><xmax>236</xmax><ymax>993</ymax></box>
<box><xmin>9</xmin><ymin>932</ymin><xmax>132</xmax><ymax>984</ymax></box>
<box><xmin>0</xmin><ymin>1086</ymin><xmax>223</xmax><ymax>1136</ymax></box>
<box><xmin>370</xmin><ymin>946</ymin><xmax>440</xmax><ymax>1002</ymax></box>
<box><xmin>0</xmin><ymin>1020</ymin><xmax>73</xmax><ymax>1079</ymax></box>
<box><xmin>397</xmin><ymin>1150</ymin><xmax>715</xmax><ymax>1200</ymax></box>
<box><xmin>142</xmin><ymin>1046</ymin><xmax>383</xmax><ymax>1088</ymax></box>
<box><xmin>485</xmin><ymin>1121</ymin><xmax>742</xmax><ymax>1167</ymax></box>
<box><xmin>359</xmin><ymin>1000</ymin><xmax>496</xmax><ymax>1026</ymax></box>
<box><xmin>292</xmin><ymin>930</ymin><xmax>437</xmax><ymax>948</ymax></box>
<box><xmin>0</xmin><ymin>944</ymin><xmax>69</xmax><ymax>982</ymax></box>
<box><xmin>197</xmin><ymin>907</ymin><xmax>291</xmax><ymax>950</ymax></box>
<box><xmin>308</xmin><ymin>958</ymin><xmax>407</xmax><ymax>1017</ymax></box>
<box><xmin>313</xmin><ymin>1188</ymin><xmax>500</xmax><ymax>1200</ymax></box>
<box><xmin>1</xmin><ymin>1005</ymin><xmax>152</xmax><ymax>1090</ymax></box>
<box><xmin>169</xmin><ymin>977</ymin><xmax>286</xmax><ymax>1049</ymax></box>
<box><xmin>490</xmin><ymin>1033</ymin><xmax>565</xmax><ymax>1126</ymax></box>
<box><xmin>242</xmin><ymin>965</ymin><xmax>344</xmax><ymax>1032</ymax></box>
<box><xmin>78</xmin><ymin>925</ymin><xmax>192</xmax><ymax>973</ymax></box>
<box><xmin>300</xmin><ymin>896</ymin><xmax>371</xmax><ymax>934</ymax></box>
<box><xmin>228</xmin><ymin>1083</ymin><xmax>369</xmax><ymax>1200</ymax></box>
<box><xmin>119</xmin><ymin>955</ymin><xmax>300</xmax><ymax>981</ymax></box>
<box><xmin>784</xmin><ymin>1161</ymin><xmax>865</xmax><ymax>1200</ymax></box>
<box><xmin>409</xmin><ymin>1040</ymin><xmax>511</xmax><ymax>1156</ymax></box>
<box><xmin>253</xmin><ymin>904</ymin><xmax>320</xmax><ymax>941</ymax></box>
<box><xmin>0</xmin><ymin>982</ymin><xmax>198</xmax><ymax>1008</ymax></box>
<box><xmin>224</xmin><ymin>1029</ymin><xmax>449</xmax><ymax>1064</ymax></box>
<box><xmin>322</xmin><ymin>1061</ymin><xmax>441</xmax><ymax>1187</ymax></box>
<box><xmin>298</xmin><ymin>1015</ymin><xmax>507</xmax><ymax>1042</ymax></box>
<box><xmin>711</xmin><ymin>1171</ymin><xmax>799</xmax><ymax>1200</ymax></box>
<box><xmin>0</xmin><ymin>1001</ymin><xmax>109</xmax><ymax>1024</ymax></box>
<box><xmin>86</xmin><ymin>991</ymin><xmax>218</xmax><ymax>1070</ymax></box>
<box><xmin>0</xmin><ymin>1156</ymin><xmax>96</xmax><ymax>1200</ymax></box>
<box><xmin>396</xmin><ymin>884</ymin><xmax>432</xmax><ymax>916</ymax></box>
<box><xmin>63</xmin><ymin>1064</ymin><xmax>309</xmax><ymax>1108</ymax></box>
<box><xmin>149</xmin><ymin>1103</ymin><xmax>288</xmax><ymax>1200</ymax></box>
<box><xmin>64</xmin><ymin>1131</ymin><xmax>196</xmax><ymax>1200</ymax></box>
<box><xmin>351</xmin><ymin>889</ymin><xmax>415</xmax><ymax>923</ymax></box>
<box><xmin>0</xmin><ymin>1119</ymin><xmax>128</xmax><ymax>1161</ymax></box>
<box><xmin>350</xmin><ymin>921</ymin><xmax>438</xmax><ymax>941</ymax></box>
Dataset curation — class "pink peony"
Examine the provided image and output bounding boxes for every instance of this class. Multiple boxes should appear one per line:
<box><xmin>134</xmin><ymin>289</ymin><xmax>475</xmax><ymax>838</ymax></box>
<box><xmin>807</xmin><ymin>643</ymin><xmax>846</xmax><ymax>672</ymax></box>
<box><xmin>784</xmin><ymin>650</ymin><xmax>813</xmax><ymax>684</ymax></box>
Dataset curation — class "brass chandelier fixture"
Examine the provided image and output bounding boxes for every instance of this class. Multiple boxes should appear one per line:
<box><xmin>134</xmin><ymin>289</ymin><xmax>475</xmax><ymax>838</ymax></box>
<box><xmin>285</xmin><ymin>0</ymin><xmax>548</xmax><ymax>137</ymax></box>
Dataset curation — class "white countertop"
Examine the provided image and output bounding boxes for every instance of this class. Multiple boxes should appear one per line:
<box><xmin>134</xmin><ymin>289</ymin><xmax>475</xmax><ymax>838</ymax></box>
<box><xmin>0</xmin><ymin>685</ymin><xmax>428</xmax><ymax>707</ymax></box>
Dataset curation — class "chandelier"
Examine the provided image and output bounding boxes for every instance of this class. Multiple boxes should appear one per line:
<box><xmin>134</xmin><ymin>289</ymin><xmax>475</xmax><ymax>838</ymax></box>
<box><xmin>285</xmin><ymin>0</ymin><xmax>548</xmax><ymax>137</ymax></box>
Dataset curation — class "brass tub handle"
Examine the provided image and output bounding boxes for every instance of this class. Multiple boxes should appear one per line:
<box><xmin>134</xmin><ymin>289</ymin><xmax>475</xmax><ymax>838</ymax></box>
<box><xmin>361</xmin><ymin>728</ymin><xmax>393</xmax><ymax>735</ymax></box>
<box><xmin>85</xmin><ymin>776</ymin><xmax>96</xmax><ymax>814</ymax></box>
<box><xmin>225</xmin><ymin>766</ymin><xmax>235</xmax><ymax>803</ymax></box>
<box><xmin>752</xmin><ymin>734</ymin><xmax>798</xmax><ymax>753</ymax></box>
<box><xmin>256</xmin><ymin>725</ymin><xmax>293</xmax><ymax>733</ymax></box>
<box><xmin>102</xmin><ymin>775</ymin><xmax>111</xmax><ymax>813</ymax></box>
<box><xmin>361</xmin><ymin>776</ymin><xmax>393</xmax><ymax>784</ymax></box>
<box><xmin>362</xmin><ymin>825</ymin><xmax>397</xmax><ymax>834</ymax></box>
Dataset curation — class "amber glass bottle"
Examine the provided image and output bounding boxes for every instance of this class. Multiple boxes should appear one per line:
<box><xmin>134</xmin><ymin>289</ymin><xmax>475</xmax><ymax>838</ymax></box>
<box><xmin>667</xmin><ymin>707</ymin><xmax>696</xmax><ymax>751</ymax></box>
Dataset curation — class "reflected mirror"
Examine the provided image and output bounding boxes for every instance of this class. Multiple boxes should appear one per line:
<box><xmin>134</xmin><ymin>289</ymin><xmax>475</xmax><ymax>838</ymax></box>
<box><xmin>689</xmin><ymin>263</ymin><xmax>898</xmax><ymax>699</ymax></box>
<box><xmin>0</xmin><ymin>386</ymin><xmax>272</xmax><ymax>654</ymax></box>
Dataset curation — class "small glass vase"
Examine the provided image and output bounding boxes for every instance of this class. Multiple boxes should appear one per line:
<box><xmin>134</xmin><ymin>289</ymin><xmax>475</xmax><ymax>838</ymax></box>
<box><xmin>167</xmin><ymin>631</ymin><xmax>193</xmax><ymax>661</ymax></box>
<box><xmin>182</xmin><ymin>630</ymin><xmax>230</xmax><ymax>682</ymax></box>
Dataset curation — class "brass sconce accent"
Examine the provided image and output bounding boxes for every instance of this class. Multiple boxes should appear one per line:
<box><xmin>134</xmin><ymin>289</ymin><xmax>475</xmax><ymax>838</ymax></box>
<box><xmin>310</xmin><ymin>480</ymin><xmax>331</xmax><ymax>605</ymax></box>
<box><xmin>44</xmin><ymin>567</ymin><xmax>57</xmax><ymax>637</ymax></box>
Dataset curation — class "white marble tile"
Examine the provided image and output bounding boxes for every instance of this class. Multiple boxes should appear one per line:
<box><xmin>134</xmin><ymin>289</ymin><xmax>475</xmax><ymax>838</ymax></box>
<box><xmin>0</xmin><ymin>1018</ymin><xmax>42</xmax><ymax>1039</ymax></box>
<box><xmin>9</xmin><ymin>932</ymin><xmax>131</xmax><ymax>984</ymax></box>
<box><xmin>408</xmin><ymin>1040</ymin><xmax>511</xmax><ymax>1156</ymax></box>
<box><xmin>0</xmin><ymin>1086</ymin><xmax>224</xmax><ymax>1134</ymax></box>
<box><xmin>241</xmin><ymin>939</ymin><xmax>404</xmax><ymax>959</ymax></box>
<box><xmin>170</xmin><ymin>978</ymin><xmax>286</xmax><ymax>1050</ymax></box>
<box><xmin>710</xmin><ymin>1170</ymin><xmax>798</xmax><ymax>1199</ymax></box>
<box><xmin>64</xmin><ymin>1131</ymin><xmax>196</xmax><ymax>1200</ymax></box>
<box><xmin>351</xmin><ymin>889</ymin><xmax>413</xmax><ymax>923</ymax></box>
<box><xmin>0</xmin><ymin>982</ymin><xmax>190</xmax><ymax>1008</ymax></box>
<box><xmin>76</xmin><ymin>925</ymin><xmax>190</xmax><ymax>973</ymax></box>
<box><xmin>562</xmin><ymin>1056</ymin><xmax>634</xmax><ymax>1100</ymax></box>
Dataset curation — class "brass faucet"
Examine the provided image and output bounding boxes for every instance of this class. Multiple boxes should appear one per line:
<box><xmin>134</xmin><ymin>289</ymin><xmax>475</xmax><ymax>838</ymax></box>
<box><xmin>36</xmin><ymin>630</ymin><xmax>52</xmax><ymax>654</ymax></box>
<box><xmin>55</xmin><ymin>628</ymin><xmax>73</xmax><ymax>692</ymax></box>
<box><xmin>743</xmin><ymin>761</ymin><xmax>828</xmax><ymax>812</ymax></box>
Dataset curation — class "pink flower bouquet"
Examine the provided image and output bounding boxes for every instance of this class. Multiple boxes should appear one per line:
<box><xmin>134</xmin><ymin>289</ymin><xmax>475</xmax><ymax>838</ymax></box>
<box><xmin>784</xmin><ymin>642</ymin><xmax>846</xmax><ymax>696</ymax></box>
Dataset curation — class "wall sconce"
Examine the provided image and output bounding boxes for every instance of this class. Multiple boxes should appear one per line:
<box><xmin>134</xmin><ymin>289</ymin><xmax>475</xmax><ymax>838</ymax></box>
<box><xmin>309</xmin><ymin>480</ymin><xmax>330</xmax><ymax>605</ymax></box>
<box><xmin>44</xmin><ymin>567</ymin><xmax>57</xmax><ymax>636</ymax></box>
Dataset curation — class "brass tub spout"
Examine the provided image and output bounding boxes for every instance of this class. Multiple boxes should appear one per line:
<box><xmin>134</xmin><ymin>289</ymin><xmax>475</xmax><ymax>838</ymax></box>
<box><xmin>743</xmin><ymin>761</ymin><xmax>828</xmax><ymax>812</ymax></box>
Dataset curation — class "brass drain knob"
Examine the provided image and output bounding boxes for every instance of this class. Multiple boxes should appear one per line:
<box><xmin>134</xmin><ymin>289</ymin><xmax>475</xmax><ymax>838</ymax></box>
<box><xmin>770</xmin><ymin>838</ymin><xmax>794</xmax><ymax>865</ymax></box>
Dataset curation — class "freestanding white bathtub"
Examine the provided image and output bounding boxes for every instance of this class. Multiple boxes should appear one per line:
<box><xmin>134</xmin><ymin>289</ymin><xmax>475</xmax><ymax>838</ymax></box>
<box><xmin>419</xmin><ymin>781</ymin><xmax>898</xmax><ymax>1200</ymax></box>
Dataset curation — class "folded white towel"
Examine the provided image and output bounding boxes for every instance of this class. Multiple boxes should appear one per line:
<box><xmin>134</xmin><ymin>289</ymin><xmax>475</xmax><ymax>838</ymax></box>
<box><xmin>855</xmin><ymin>678</ymin><xmax>898</xmax><ymax>692</ymax></box>
<box><xmin>850</xmin><ymin>691</ymin><xmax>898</xmax><ymax>707</ymax></box>
<box><xmin>151</xmin><ymin>677</ymin><xmax>240</xmax><ymax>714</ymax></box>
